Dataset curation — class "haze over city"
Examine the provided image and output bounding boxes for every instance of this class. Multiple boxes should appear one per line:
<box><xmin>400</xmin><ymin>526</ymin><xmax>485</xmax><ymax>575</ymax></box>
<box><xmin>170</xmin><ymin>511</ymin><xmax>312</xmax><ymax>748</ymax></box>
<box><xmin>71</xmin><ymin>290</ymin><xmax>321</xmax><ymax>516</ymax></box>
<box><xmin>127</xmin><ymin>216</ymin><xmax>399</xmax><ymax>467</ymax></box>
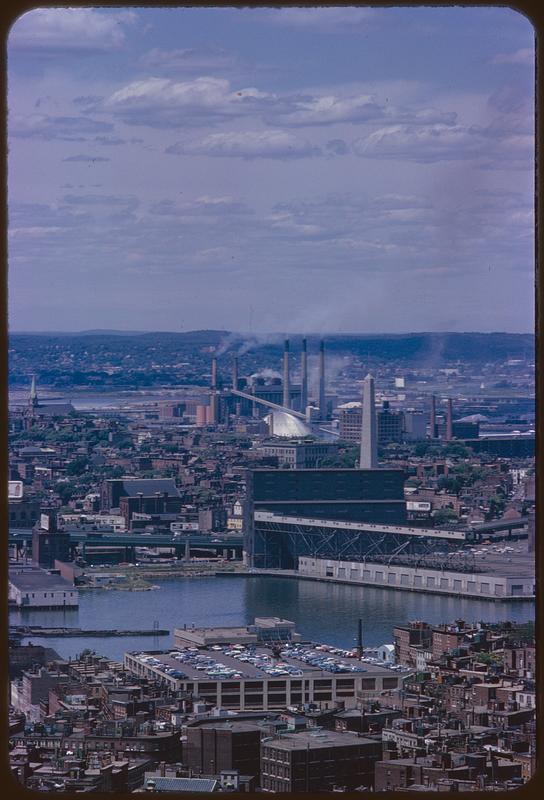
<box><xmin>8</xmin><ymin>6</ymin><xmax>534</xmax><ymax>333</ymax></box>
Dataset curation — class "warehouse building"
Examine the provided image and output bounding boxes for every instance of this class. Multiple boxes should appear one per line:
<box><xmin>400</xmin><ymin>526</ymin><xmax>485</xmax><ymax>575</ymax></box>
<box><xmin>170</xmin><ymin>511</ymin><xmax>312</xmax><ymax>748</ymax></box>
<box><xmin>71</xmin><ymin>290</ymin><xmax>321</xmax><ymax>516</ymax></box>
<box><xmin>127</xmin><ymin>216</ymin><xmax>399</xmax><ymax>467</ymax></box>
<box><xmin>298</xmin><ymin>557</ymin><xmax>535</xmax><ymax>600</ymax></box>
<box><xmin>9</xmin><ymin>565</ymin><xmax>79</xmax><ymax>608</ymax></box>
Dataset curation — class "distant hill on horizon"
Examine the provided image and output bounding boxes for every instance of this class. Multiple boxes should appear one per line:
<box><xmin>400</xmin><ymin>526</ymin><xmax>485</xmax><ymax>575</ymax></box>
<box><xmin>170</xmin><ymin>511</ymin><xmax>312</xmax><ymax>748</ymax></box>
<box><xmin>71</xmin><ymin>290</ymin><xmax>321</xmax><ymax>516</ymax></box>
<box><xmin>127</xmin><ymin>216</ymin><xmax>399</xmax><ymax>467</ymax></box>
<box><xmin>9</xmin><ymin>330</ymin><xmax>534</xmax><ymax>365</ymax></box>
<box><xmin>11</xmin><ymin>328</ymin><xmax>534</xmax><ymax>338</ymax></box>
<box><xmin>8</xmin><ymin>330</ymin><xmax>534</xmax><ymax>390</ymax></box>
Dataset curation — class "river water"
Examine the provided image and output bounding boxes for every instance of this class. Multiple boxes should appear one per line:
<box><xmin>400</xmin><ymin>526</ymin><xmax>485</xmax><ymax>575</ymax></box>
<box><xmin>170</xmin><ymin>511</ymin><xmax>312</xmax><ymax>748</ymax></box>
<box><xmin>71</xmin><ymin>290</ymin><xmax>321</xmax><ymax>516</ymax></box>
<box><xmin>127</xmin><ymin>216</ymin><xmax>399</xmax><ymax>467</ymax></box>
<box><xmin>9</xmin><ymin>576</ymin><xmax>534</xmax><ymax>662</ymax></box>
<box><xmin>9</xmin><ymin>390</ymin><xmax>202</xmax><ymax>411</ymax></box>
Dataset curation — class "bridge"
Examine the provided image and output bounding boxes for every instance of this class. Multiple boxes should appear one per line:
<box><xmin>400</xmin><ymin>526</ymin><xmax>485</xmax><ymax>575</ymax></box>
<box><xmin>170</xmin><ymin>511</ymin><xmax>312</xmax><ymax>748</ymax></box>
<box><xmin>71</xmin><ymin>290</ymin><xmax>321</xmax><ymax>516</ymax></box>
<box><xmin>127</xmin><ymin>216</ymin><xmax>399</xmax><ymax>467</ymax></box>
<box><xmin>8</xmin><ymin>529</ymin><xmax>244</xmax><ymax>563</ymax></box>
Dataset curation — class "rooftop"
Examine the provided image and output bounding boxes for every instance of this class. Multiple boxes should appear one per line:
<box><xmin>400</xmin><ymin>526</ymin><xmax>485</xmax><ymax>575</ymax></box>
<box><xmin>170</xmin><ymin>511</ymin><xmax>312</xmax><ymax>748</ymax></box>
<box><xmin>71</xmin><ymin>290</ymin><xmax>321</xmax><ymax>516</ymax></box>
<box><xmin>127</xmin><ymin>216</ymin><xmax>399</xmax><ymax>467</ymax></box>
<box><xmin>263</xmin><ymin>730</ymin><xmax>377</xmax><ymax>750</ymax></box>
<box><xmin>145</xmin><ymin>777</ymin><xmax>217</xmax><ymax>793</ymax></box>
<box><xmin>9</xmin><ymin>568</ymin><xmax>74</xmax><ymax>591</ymax></box>
<box><xmin>127</xmin><ymin>640</ymin><xmax>401</xmax><ymax>683</ymax></box>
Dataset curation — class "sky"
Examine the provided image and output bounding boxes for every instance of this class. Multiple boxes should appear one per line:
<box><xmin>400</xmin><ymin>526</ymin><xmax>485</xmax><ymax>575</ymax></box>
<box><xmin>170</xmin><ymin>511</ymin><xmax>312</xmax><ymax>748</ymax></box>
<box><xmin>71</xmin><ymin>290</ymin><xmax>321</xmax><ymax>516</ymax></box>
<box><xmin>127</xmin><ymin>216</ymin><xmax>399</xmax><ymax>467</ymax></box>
<box><xmin>7</xmin><ymin>6</ymin><xmax>535</xmax><ymax>334</ymax></box>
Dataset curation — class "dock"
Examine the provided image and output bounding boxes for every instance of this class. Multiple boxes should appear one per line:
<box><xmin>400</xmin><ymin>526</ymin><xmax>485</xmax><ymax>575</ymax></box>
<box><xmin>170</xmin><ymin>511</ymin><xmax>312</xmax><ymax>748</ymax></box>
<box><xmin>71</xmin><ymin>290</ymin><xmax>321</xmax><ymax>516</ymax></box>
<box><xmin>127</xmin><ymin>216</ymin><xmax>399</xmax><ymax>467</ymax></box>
<box><xmin>10</xmin><ymin>626</ymin><xmax>169</xmax><ymax>638</ymax></box>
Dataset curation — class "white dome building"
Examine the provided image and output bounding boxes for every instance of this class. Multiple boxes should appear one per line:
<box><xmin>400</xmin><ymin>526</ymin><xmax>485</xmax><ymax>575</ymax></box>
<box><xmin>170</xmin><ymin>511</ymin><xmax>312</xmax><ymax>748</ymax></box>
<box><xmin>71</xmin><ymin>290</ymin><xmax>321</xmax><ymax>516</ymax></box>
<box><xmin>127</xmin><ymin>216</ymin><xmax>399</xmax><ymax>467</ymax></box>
<box><xmin>264</xmin><ymin>410</ymin><xmax>314</xmax><ymax>438</ymax></box>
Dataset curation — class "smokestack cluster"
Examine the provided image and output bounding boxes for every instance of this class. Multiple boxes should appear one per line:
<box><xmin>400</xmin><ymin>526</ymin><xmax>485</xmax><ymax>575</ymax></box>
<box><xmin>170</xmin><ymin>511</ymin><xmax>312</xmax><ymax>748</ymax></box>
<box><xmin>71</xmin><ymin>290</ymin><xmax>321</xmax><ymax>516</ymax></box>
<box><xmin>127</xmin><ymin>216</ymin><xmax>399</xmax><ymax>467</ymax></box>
<box><xmin>283</xmin><ymin>339</ymin><xmax>291</xmax><ymax>408</ymax></box>
<box><xmin>300</xmin><ymin>338</ymin><xmax>308</xmax><ymax>411</ymax></box>
<box><xmin>214</xmin><ymin>337</ymin><xmax>328</xmax><ymax>420</ymax></box>
<box><xmin>360</xmin><ymin>374</ymin><xmax>378</xmax><ymax>469</ymax></box>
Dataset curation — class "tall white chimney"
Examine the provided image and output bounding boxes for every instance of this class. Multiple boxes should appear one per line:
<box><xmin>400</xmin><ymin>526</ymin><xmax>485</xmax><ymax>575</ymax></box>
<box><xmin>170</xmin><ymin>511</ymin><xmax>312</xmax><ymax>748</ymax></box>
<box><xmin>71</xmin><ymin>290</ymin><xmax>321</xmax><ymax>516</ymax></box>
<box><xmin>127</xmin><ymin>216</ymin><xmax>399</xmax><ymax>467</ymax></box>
<box><xmin>359</xmin><ymin>374</ymin><xmax>378</xmax><ymax>469</ymax></box>
<box><xmin>300</xmin><ymin>338</ymin><xmax>308</xmax><ymax>410</ymax></box>
<box><xmin>283</xmin><ymin>339</ymin><xmax>290</xmax><ymax>408</ymax></box>
<box><xmin>319</xmin><ymin>339</ymin><xmax>326</xmax><ymax>419</ymax></box>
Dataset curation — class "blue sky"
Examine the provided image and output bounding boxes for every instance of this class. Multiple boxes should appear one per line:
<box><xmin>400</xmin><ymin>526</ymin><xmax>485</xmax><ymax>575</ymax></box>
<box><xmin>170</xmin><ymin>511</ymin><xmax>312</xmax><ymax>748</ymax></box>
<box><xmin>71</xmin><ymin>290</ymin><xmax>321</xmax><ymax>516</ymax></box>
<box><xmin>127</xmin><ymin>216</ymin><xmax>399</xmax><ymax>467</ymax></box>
<box><xmin>7</xmin><ymin>6</ymin><xmax>535</xmax><ymax>333</ymax></box>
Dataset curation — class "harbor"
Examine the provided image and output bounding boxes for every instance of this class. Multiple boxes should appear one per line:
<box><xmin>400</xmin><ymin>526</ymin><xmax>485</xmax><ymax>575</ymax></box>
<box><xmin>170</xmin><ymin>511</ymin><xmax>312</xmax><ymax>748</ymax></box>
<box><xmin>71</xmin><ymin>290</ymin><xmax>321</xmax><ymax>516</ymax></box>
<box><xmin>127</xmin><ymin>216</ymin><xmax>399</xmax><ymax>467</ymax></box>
<box><xmin>9</xmin><ymin>574</ymin><xmax>535</xmax><ymax>663</ymax></box>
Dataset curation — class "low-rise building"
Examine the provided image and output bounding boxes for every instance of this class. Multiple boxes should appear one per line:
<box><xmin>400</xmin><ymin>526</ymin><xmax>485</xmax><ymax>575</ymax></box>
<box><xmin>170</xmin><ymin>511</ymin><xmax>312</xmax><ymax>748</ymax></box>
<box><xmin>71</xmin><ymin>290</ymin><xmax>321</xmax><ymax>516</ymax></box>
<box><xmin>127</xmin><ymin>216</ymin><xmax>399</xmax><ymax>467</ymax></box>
<box><xmin>260</xmin><ymin>729</ymin><xmax>381</xmax><ymax>792</ymax></box>
<box><xmin>9</xmin><ymin>565</ymin><xmax>79</xmax><ymax>609</ymax></box>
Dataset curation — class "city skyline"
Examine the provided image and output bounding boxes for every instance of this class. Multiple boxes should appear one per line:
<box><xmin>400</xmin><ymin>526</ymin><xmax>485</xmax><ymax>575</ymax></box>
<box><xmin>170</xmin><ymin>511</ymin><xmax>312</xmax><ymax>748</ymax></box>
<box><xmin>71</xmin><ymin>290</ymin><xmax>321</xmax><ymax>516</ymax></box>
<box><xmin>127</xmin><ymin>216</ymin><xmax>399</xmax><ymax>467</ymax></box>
<box><xmin>8</xmin><ymin>6</ymin><xmax>535</xmax><ymax>333</ymax></box>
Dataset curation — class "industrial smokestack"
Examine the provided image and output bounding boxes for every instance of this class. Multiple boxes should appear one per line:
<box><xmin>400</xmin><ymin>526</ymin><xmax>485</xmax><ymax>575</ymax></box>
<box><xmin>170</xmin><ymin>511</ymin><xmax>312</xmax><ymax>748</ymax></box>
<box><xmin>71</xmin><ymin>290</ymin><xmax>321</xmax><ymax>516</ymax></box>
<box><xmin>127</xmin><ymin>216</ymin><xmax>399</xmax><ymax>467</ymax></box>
<box><xmin>300</xmin><ymin>338</ymin><xmax>308</xmax><ymax>411</ymax></box>
<box><xmin>446</xmin><ymin>398</ymin><xmax>453</xmax><ymax>441</ymax></box>
<box><xmin>209</xmin><ymin>357</ymin><xmax>218</xmax><ymax>424</ymax></box>
<box><xmin>211</xmin><ymin>357</ymin><xmax>218</xmax><ymax>391</ymax></box>
<box><xmin>429</xmin><ymin>394</ymin><xmax>437</xmax><ymax>439</ymax></box>
<box><xmin>232</xmin><ymin>357</ymin><xmax>239</xmax><ymax>390</ymax></box>
<box><xmin>360</xmin><ymin>374</ymin><xmax>378</xmax><ymax>469</ymax></box>
<box><xmin>283</xmin><ymin>339</ymin><xmax>290</xmax><ymax>408</ymax></box>
<box><xmin>319</xmin><ymin>339</ymin><xmax>326</xmax><ymax>419</ymax></box>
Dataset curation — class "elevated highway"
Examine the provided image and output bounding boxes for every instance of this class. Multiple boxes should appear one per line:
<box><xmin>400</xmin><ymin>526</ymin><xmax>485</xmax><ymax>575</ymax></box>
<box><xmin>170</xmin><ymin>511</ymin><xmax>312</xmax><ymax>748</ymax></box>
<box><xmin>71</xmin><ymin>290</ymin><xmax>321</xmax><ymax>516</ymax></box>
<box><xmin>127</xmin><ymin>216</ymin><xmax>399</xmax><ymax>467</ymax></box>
<box><xmin>9</xmin><ymin>529</ymin><xmax>243</xmax><ymax>563</ymax></box>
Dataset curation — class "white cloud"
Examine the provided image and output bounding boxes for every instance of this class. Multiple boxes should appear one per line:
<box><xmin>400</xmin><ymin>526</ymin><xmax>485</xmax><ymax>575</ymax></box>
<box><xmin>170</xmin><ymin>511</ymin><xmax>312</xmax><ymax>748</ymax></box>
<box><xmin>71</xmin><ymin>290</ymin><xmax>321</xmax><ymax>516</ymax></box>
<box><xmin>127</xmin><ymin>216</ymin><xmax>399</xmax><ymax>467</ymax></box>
<box><xmin>166</xmin><ymin>130</ymin><xmax>321</xmax><ymax>160</ymax></box>
<box><xmin>262</xmin><ymin>7</ymin><xmax>377</xmax><ymax>32</ymax></box>
<box><xmin>9</xmin><ymin>226</ymin><xmax>64</xmax><ymax>237</ymax></box>
<box><xmin>492</xmin><ymin>48</ymin><xmax>533</xmax><ymax>65</ymax></box>
<box><xmin>10</xmin><ymin>113</ymin><xmax>114</xmax><ymax>141</ymax></box>
<box><xmin>353</xmin><ymin>124</ymin><xmax>482</xmax><ymax>162</ymax></box>
<box><xmin>103</xmin><ymin>72</ymin><xmax>460</xmax><ymax>136</ymax></box>
<box><xmin>62</xmin><ymin>154</ymin><xmax>110</xmax><ymax>163</ymax></box>
<box><xmin>140</xmin><ymin>47</ymin><xmax>242</xmax><ymax>74</ymax></box>
<box><xmin>150</xmin><ymin>196</ymin><xmax>252</xmax><ymax>217</ymax></box>
<box><xmin>352</xmin><ymin>121</ymin><xmax>533</xmax><ymax>166</ymax></box>
<box><xmin>9</xmin><ymin>8</ymin><xmax>137</xmax><ymax>53</ymax></box>
<box><xmin>105</xmin><ymin>76</ymin><xmax>275</xmax><ymax>128</ymax></box>
<box><xmin>270</xmin><ymin>91</ymin><xmax>456</xmax><ymax>128</ymax></box>
<box><xmin>272</xmin><ymin>93</ymin><xmax>385</xmax><ymax>126</ymax></box>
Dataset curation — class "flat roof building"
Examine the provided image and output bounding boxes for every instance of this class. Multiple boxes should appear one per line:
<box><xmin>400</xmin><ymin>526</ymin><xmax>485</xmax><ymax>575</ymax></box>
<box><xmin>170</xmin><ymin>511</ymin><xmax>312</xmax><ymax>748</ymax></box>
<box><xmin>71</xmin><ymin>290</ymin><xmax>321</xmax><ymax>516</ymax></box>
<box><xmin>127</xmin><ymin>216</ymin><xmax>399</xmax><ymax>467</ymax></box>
<box><xmin>260</xmin><ymin>729</ymin><xmax>382</xmax><ymax>792</ymax></box>
<box><xmin>174</xmin><ymin>618</ymin><xmax>300</xmax><ymax>649</ymax></box>
<box><xmin>124</xmin><ymin>625</ymin><xmax>411</xmax><ymax>713</ymax></box>
<box><xmin>9</xmin><ymin>565</ymin><xmax>79</xmax><ymax>609</ymax></box>
<box><xmin>245</xmin><ymin>468</ymin><xmax>406</xmax><ymax>568</ymax></box>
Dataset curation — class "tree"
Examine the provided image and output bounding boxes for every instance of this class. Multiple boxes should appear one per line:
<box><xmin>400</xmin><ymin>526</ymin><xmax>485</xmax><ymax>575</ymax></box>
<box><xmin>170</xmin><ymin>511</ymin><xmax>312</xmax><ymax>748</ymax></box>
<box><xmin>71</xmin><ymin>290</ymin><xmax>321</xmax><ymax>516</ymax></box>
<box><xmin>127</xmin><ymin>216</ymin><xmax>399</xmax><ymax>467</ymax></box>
<box><xmin>66</xmin><ymin>456</ymin><xmax>90</xmax><ymax>476</ymax></box>
<box><xmin>437</xmin><ymin>475</ymin><xmax>464</xmax><ymax>495</ymax></box>
<box><xmin>433</xmin><ymin>507</ymin><xmax>458</xmax><ymax>525</ymax></box>
<box><xmin>487</xmin><ymin>495</ymin><xmax>506</xmax><ymax>520</ymax></box>
<box><xmin>54</xmin><ymin>482</ymin><xmax>75</xmax><ymax>505</ymax></box>
<box><xmin>444</xmin><ymin>442</ymin><xmax>471</xmax><ymax>458</ymax></box>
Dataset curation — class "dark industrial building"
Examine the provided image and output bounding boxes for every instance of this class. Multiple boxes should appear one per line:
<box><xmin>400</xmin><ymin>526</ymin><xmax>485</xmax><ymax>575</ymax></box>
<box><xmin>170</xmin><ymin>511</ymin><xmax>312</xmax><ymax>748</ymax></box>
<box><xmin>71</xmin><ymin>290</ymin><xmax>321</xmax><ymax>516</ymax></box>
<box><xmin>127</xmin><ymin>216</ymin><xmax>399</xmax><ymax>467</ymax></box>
<box><xmin>32</xmin><ymin>524</ymin><xmax>70</xmax><ymax>569</ymax></box>
<box><xmin>245</xmin><ymin>468</ymin><xmax>406</xmax><ymax>568</ymax></box>
<box><xmin>260</xmin><ymin>730</ymin><xmax>381</xmax><ymax>792</ymax></box>
<box><xmin>100</xmin><ymin>478</ymin><xmax>181</xmax><ymax>512</ymax></box>
<box><xmin>452</xmin><ymin>421</ymin><xmax>480</xmax><ymax>439</ymax></box>
<box><xmin>462</xmin><ymin>436</ymin><xmax>535</xmax><ymax>457</ymax></box>
<box><xmin>184</xmin><ymin>721</ymin><xmax>262</xmax><ymax>780</ymax></box>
